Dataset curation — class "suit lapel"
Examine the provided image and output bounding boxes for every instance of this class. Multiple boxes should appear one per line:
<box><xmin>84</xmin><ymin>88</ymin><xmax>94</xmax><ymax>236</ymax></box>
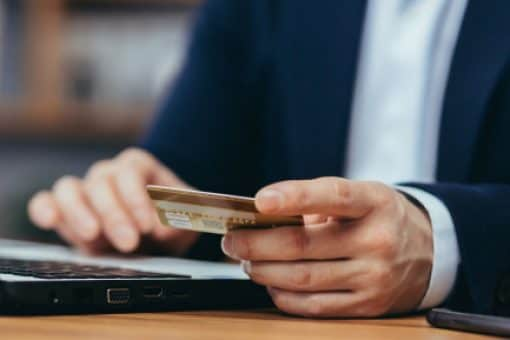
<box><xmin>280</xmin><ymin>0</ymin><xmax>367</xmax><ymax>180</ymax></box>
<box><xmin>437</xmin><ymin>0</ymin><xmax>510</xmax><ymax>181</ymax></box>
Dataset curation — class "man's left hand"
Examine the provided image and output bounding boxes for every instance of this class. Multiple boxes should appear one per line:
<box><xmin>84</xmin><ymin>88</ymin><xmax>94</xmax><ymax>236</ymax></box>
<box><xmin>221</xmin><ymin>177</ymin><xmax>433</xmax><ymax>317</ymax></box>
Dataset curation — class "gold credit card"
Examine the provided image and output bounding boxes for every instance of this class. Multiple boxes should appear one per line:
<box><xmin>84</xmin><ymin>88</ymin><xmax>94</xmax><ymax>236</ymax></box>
<box><xmin>147</xmin><ymin>185</ymin><xmax>303</xmax><ymax>234</ymax></box>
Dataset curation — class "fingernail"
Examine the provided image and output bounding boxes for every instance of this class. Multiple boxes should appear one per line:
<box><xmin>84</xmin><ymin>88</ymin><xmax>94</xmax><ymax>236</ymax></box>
<box><xmin>113</xmin><ymin>226</ymin><xmax>138</xmax><ymax>252</ymax></box>
<box><xmin>241</xmin><ymin>260</ymin><xmax>251</xmax><ymax>275</ymax></box>
<box><xmin>256</xmin><ymin>189</ymin><xmax>284</xmax><ymax>212</ymax></box>
<box><xmin>221</xmin><ymin>234</ymin><xmax>238</xmax><ymax>259</ymax></box>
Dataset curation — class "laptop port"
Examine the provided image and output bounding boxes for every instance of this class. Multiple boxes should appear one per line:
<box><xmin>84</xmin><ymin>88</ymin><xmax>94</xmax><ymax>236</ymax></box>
<box><xmin>106</xmin><ymin>288</ymin><xmax>130</xmax><ymax>304</ymax></box>
<box><xmin>143</xmin><ymin>286</ymin><xmax>164</xmax><ymax>299</ymax></box>
<box><xmin>73</xmin><ymin>288</ymin><xmax>93</xmax><ymax>304</ymax></box>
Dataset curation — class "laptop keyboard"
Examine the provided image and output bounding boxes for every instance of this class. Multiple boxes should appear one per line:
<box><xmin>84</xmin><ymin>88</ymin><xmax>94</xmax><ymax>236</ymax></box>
<box><xmin>0</xmin><ymin>257</ymin><xmax>189</xmax><ymax>279</ymax></box>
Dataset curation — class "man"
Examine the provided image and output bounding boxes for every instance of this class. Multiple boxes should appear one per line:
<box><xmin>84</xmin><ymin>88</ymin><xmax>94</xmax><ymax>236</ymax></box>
<box><xmin>28</xmin><ymin>0</ymin><xmax>510</xmax><ymax>317</ymax></box>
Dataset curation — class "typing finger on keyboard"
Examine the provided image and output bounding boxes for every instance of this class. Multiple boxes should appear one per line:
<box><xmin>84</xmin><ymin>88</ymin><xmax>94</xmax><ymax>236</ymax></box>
<box><xmin>27</xmin><ymin>148</ymin><xmax>199</xmax><ymax>256</ymax></box>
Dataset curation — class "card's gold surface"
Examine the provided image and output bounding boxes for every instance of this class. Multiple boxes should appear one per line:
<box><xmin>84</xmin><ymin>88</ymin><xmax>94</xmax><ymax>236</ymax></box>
<box><xmin>147</xmin><ymin>185</ymin><xmax>303</xmax><ymax>234</ymax></box>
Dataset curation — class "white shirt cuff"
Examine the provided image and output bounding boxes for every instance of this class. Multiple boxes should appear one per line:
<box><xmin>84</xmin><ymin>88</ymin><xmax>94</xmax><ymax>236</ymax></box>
<box><xmin>396</xmin><ymin>186</ymin><xmax>460</xmax><ymax>310</ymax></box>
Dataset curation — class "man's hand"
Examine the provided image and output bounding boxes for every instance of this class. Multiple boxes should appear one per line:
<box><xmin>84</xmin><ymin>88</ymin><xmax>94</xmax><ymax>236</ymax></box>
<box><xmin>28</xmin><ymin>148</ymin><xmax>199</xmax><ymax>255</ymax></box>
<box><xmin>221</xmin><ymin>177</ymin><xmax>433</xmax><ymax>317</ymax></box>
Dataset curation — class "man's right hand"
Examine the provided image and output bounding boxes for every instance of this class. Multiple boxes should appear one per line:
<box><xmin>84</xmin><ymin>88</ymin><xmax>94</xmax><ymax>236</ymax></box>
<box><xmin>28</xmin><ymin>148</ymin><xmax>199</xmax><ymax>255</ymax></box>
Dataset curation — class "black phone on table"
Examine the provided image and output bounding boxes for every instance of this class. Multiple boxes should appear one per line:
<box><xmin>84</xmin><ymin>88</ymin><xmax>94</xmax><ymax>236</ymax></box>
<box><xmin>427</xmin><ymin>308</ymin><xmax>510</xmax><ymax>337</ymax></box>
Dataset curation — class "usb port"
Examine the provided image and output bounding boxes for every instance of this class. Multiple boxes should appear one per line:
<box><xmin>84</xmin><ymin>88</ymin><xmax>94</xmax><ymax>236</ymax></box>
<box><xmin>106</xmin><ymin>288</ymin><xmax>130</xmax><ymax>304</ymax></box>
<box><xmin>143</xmin><ymin>286</ymin><xmax>164</xmax><ymax>299</ymax></box>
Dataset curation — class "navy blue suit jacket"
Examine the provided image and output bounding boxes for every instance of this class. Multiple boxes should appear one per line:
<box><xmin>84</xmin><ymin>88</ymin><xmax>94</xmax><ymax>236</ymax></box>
<box><xmin>142</xmin><ymin>0</ymin><xmax>510</xmax><ymax>316</ymax></box>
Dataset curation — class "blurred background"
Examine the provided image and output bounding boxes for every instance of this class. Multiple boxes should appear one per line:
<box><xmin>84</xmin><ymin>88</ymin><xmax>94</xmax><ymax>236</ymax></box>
<box><xmin>0</xmin><ymin>0</ymin><xmax>199</xmax><ymax>242</ymax></box>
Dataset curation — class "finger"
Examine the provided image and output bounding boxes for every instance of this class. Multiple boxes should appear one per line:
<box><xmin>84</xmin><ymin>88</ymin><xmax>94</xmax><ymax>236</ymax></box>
<box><xmin>255</xmin><ymin>177</ymin><xmax>387</xmax><ymax>217</ymax></box>
<box><xmin>267</xmin><ymin>287</ymin><xmax>367</xmax><ymax>318</ymax></box>
<box><xmin>222</xmin><ymin>220</ymin><xmax>363</xmax><ymax>261</ymax></box>
<box><xmin>244</xmin><ymin>259</ymin><xmax>367</xmax><ymax>292</ymax></box>
<box><xmin>151</xmin><ymin>164</ymin><xmax>189</xmax><ymax>187</ymax></box>
<box><xmin>54</xmin><ymin>220</ymin><xmax>111</xmax><ymax>255</ymax></box>
<box><xmin>28</xmin><ymin>191</ymin><xmax>62</xmax><ymax>230</ymax></box>
<box><xmin>85</xmin><ymin>176</ymin><xmax>140</xmax><ymax>253</ymax></box>
<box><xmin>55</xmin><ymin>221</ymin><xmax>86</xmax><ymax>248</ymax></box>
<box><xmin>303</xmin><ymin>214</ymin><xmax>328</xmax><ymax>225</ymax></box>
<box><xmin>30</xmin><ymin>190</ymin><xmax>107</xmax><ymax>252</ymax></box>
<box><xmin>148</xmin><ymin>225</ymin><xmax>199</xmax><ymax>256</ymax></box>
<box><xmin>85</xmin><ymin>159</ymin><xmax>115</xmax><ymax>181</ymax></box>
<box><xmin>115</xmin><ymin>147</ymin><xmax>189</xmax><ymax>187</ymax></box>
<box><xmin>115</xmin><ymin>166</ymin><xmax>159</xmax><ymax>233</ymax></box>
<box><xmin>52</xmin><ymin>176</ymin><xmax>100</xmax><ymax>241</ymax></box>
<box><xmin>151</xmin><ymin>223</ymin><xmax>184</xmax><ymax>240</ymax></box>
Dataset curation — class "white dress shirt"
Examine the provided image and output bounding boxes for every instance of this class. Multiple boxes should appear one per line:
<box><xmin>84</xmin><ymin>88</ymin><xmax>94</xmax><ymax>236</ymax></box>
<box><xmin>345</xmin><ymin>0</ymin><xmax>467</xmax><ymax>309</ymax></box>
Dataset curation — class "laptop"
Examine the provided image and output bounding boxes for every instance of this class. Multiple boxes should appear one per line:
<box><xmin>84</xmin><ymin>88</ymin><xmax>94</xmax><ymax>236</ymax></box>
<box><xmin>0</xmin><ymin>239</ymin><xmax>272</xmax><ymax>314</ymax></box>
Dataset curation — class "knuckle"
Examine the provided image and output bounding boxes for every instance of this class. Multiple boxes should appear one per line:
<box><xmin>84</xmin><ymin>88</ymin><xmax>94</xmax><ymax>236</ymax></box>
<box><xmin>118</xmin><ymin>147</ymin><xmax>151</xmax><ymax>164</ymax></box>
<box><xmin>371</xmin><ymin>228</ymin><xmax>397</xmax><ymax>258</ymax></box>
<box><xmin>291</xmin><ymin>264</ymin><xmax>313</xmax><ymax>289</ymax></box>
<box><xmin>371</xmin><ymin>265</ymin><xmax>393</xmax><ymax>286</ymax></box>
<box><xmin>87</xmin><ymin>160</ymin><xmax>112</xmax><ymax>179</ymax></box>
<box><xmin>330</xmin><ymin>177</ymin><xmax>352</xmax><ymax>207</ymax></box>
<box><xmin>83</xmin><ymin>175</ymin><xmax>107</xmax><ymax>195</ymax></box>
<box><xmin>120</xmin><ymin>147</ymin><xmax>142</xmax><ymax>158</ymax></box>
<box><xmin>288</xmin><ymin>185</ymin><xmax>310</xmax><ymax>211</ymax></box>
<box><xmin>84</xmin><ymin>180</ymin><xmax>114</xmax><ymax>211</ymax></box>
<box><xmin>53</xmin><ymin>175</ymin><xmax>80</xmax><ymax>192</ymax></box>
<box><xmin>122</xmin><ymin>172</ymin><xmax>149</xmax><ymax>196</ymax></box>
<box><xmin>288</xmin><ymin>228</ymin><xmax>309</xmax><ymax>259</ymax></box>
<box><xmin>234</xmin><ymin>233</ymin><xmax>253</xmax><ymax>259</ymax></box>
<box><xmin>373</xmin><ymin>183</ymin><xmax>396</xmax><ymax>208</ymax></box>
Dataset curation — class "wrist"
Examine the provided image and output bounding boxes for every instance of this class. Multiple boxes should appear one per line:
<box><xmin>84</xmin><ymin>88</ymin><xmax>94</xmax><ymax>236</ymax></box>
<box><xmin>398</xmin><ymin>190</ymin><xmax>431</xmax><ymax>224</ymax></box>
<box><xmin>392</xmin><ymin>193</ymin><xmax>434</xmax><ymax>312</ymax></box>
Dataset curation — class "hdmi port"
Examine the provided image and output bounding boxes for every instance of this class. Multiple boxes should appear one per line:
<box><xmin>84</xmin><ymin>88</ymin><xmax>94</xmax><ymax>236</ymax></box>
<box><xmin>143</xmin><ymin>286</ymin><xmax>164</xmax><ymax>299</ymax></box>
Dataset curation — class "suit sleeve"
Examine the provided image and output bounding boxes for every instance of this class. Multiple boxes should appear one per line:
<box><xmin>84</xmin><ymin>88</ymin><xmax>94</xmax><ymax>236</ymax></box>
<box><xmin>139</xmin><ymin>0</ymin><xmax>262</xmax><ymax>260</ymax></box>
<box><xmin>405</xmin><ymin>182</ymin><xmax>510</xmax><ymax>316</ymax></box>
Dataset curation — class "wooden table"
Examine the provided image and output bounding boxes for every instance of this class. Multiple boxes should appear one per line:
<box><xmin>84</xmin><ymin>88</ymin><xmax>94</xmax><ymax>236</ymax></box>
<box><xmin>0</xmin><ymin>310</ymin><xmax>498</xmax><ymax>339</ymax></box>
